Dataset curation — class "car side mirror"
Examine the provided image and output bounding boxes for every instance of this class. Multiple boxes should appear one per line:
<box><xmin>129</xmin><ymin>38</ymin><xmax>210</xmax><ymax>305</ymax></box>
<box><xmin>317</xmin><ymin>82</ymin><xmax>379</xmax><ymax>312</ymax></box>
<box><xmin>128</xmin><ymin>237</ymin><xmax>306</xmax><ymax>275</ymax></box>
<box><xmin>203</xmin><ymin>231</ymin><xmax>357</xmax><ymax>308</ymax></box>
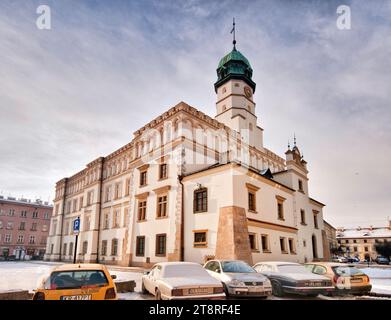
<box><xmin>143</xmin><ymin>271</ymin><xmax>150</xmax><ymax>275</ymax></box>
<box><xmin>215</xmin><ymin>268</ymin><xmax>221</xmax><ymax>273</ymax></box>
<box><xmin>111</xmin><ymin>275</ymin><xmax>117</xmax><ymax>280</ymax></box>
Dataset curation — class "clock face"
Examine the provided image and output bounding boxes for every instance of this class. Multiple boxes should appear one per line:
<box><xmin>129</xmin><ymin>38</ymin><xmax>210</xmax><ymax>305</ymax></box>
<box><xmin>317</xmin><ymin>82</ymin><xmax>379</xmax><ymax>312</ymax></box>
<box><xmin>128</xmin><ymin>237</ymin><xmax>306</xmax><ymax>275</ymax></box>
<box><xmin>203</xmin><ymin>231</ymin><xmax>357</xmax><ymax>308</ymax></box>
<box><xmin>244</xmin><ymin>86</ymin><xmax>252</xmax><ymax>98</ymax></box>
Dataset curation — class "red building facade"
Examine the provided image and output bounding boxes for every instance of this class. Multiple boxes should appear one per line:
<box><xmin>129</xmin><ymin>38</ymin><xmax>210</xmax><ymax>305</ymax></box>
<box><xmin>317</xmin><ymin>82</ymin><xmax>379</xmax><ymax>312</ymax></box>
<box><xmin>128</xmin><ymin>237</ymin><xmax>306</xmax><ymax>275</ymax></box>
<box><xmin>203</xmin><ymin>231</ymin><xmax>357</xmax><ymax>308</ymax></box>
<box><xmin>0</xmin><ymin>196</ymin><xmax>53</xmax><ymax>259</ymax></box>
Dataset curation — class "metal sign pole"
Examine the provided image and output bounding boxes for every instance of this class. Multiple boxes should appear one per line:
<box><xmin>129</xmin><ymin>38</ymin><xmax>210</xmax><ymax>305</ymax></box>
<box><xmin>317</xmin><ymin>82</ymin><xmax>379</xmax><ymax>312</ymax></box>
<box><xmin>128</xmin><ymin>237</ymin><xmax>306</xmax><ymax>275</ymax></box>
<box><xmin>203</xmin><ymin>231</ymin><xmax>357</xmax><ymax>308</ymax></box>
<box><xmin>73</xmin><ymin>217</ymin><xmax>80</xmax><ymax>264</ymax></box>
<box><xmin>73</xmin><ymin>234</ymin><xmax>78</xmax><ymax>264</ymax></box>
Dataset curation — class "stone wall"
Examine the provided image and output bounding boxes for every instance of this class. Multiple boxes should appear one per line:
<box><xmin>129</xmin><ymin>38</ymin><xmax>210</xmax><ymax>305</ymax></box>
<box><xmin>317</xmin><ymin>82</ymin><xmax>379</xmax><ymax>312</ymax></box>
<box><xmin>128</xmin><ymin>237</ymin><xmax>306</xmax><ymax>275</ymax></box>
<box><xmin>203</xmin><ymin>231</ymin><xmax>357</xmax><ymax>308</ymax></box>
<box><xmin>215</xmin><ymin>206</ymin><xmax>252</xmax><ymax>264</ymax></box>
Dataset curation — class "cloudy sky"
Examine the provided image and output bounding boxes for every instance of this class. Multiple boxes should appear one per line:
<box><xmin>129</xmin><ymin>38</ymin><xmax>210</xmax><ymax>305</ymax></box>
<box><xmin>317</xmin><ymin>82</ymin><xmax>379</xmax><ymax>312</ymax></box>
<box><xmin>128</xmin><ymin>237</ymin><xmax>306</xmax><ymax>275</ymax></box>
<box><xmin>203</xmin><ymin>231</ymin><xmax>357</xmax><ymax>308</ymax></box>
<box><xmin>0</xmin><ymin>0</ymin><xmax>390</xmax><ymax>228</ymax></box>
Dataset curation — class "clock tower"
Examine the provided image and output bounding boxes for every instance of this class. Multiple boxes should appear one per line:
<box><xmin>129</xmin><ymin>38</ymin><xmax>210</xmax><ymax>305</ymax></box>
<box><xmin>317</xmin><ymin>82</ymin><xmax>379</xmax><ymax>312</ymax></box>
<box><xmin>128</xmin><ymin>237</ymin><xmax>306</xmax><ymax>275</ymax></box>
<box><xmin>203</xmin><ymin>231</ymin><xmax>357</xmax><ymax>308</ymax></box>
<box><xmin>214</xmin><ymin>38</ymin><xmax>263</xmax><ymax>149</ymax></box>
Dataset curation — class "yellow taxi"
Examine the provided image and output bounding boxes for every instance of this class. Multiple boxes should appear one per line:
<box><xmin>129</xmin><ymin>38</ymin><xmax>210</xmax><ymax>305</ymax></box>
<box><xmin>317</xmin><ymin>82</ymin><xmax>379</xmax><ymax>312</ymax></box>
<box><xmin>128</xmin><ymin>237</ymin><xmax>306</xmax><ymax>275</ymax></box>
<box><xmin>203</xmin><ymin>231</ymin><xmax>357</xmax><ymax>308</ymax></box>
<box><xmin>304</xmin><ymin>262</ymin><xmax>372</xmax><ymax>295</ymax></box>
<box><xmin>32</xmin><ymin>263</ymin><xmax>118</xmax><ymax>300</ymax></box>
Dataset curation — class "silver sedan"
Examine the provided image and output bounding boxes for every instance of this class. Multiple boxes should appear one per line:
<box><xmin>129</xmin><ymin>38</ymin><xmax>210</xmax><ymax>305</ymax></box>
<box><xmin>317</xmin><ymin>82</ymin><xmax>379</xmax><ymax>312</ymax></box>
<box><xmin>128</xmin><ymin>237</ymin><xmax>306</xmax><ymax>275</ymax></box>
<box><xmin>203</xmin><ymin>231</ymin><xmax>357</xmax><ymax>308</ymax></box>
<box><xmin>203</xmin><ymin>260</ymin><xmax>272</xmax><ymax>298</ymax></box>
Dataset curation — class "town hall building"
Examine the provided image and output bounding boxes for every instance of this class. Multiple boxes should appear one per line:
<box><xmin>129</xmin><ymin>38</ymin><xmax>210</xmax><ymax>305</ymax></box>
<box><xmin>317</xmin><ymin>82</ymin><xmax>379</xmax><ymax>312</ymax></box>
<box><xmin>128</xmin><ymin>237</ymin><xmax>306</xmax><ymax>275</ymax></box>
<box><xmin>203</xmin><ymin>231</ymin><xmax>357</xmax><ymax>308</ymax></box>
<box><xmin>45</xmin><ymin>39</ymin><xmax>326</xmax><ymax>267</ymax></box>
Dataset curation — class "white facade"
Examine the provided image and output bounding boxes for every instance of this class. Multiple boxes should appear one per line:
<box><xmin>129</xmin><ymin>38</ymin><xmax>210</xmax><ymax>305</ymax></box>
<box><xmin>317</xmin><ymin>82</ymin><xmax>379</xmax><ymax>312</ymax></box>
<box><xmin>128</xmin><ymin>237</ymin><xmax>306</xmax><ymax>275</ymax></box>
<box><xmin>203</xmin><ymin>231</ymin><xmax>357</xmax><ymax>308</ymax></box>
<box><xmin>45</xmin><ymin>46</ymin><xmax>326</xmax><ymax>266</ymax></box>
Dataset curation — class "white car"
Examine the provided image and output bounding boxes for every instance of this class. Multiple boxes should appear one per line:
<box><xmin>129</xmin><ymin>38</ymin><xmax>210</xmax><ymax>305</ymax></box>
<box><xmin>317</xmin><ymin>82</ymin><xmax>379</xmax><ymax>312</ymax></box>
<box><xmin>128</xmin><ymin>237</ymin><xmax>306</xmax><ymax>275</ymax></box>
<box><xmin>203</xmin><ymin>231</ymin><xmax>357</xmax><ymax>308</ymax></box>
<box><xmin>141</xmin><ymin>262</ymin><xmax>225</xmax><ymax>300</ymax></box>
<box><xmin>203</xmin><ymin>260</ymin><xmax>272</xmax><ymax>298</ymax></box>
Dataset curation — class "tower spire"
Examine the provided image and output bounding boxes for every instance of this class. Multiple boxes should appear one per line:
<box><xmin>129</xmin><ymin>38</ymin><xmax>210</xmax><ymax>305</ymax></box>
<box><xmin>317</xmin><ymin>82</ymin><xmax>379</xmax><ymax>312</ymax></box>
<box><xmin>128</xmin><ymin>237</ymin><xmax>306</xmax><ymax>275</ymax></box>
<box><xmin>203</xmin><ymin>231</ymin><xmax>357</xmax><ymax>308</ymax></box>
<box><xmin>231</xmin><ymin>17</ymin><xmax>236</xmax><ymax>50</ymax></box>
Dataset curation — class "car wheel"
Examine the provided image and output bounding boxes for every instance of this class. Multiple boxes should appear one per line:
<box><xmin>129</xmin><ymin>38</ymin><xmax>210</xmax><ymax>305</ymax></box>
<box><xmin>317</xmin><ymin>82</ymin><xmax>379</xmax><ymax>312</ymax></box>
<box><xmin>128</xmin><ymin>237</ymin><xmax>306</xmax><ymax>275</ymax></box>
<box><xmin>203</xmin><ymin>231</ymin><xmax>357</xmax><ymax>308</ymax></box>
<box><xmin>141</xmin><ymin>281</ymin><xmax>148</xmax><ymax>294</ymax></box>
<box><xmin>271</xmin><ymin>281</ymin><xmax>284</xmax><ymax>297</ymax></box>
<box><xmin>155</xmin><ymin>288</ymin><xmax>162</xmax><ymax>300</ymax></box>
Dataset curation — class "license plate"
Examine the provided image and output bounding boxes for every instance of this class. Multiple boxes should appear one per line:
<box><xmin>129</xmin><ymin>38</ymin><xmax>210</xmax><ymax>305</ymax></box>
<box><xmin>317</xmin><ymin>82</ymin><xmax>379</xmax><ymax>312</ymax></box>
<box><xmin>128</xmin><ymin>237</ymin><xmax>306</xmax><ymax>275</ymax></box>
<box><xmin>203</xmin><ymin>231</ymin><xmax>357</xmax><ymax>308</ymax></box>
<box><xmin>186</xmin><ymin>288</ymin><xmax>212</xmax><ymax>295</ymax></box>
<box><xmin>248</xmin><ymin>286</ymin><xmax>263</xmax><ymax>292</ymax></box>
<box><xmin>61</xmin><ymin>295</ymin><xmax>92</xmax><ymax>300</ymax></box>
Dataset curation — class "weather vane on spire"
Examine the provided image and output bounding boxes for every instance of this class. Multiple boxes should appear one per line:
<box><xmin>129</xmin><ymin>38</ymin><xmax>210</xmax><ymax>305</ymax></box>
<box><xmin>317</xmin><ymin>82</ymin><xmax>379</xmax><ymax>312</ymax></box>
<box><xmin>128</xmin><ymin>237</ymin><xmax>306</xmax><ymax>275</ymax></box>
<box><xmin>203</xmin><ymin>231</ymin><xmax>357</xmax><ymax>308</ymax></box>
<box><xmin>231</xmin><ymin>17</ymin><xmax>236</xmax><ymax>50</ymax></box>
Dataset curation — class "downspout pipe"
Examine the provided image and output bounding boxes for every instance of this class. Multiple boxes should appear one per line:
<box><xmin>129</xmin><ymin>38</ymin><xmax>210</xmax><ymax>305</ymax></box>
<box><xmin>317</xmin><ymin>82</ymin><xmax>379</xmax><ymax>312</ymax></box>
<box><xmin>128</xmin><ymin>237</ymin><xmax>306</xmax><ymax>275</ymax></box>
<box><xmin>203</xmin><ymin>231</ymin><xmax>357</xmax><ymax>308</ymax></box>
<box><xmin>96</xmin><ymin>157</ymin><xmax>105</xmax><ymax>263</ymax></box>
<box><xmin>178</xmin><ymin>175</ymin><xmax>185</xmax><ymax>261</ymax></box>
<box><xmin>58</xmin><ymin>178</ymin><xmax>68</xmax><ymax>261</ymax></box>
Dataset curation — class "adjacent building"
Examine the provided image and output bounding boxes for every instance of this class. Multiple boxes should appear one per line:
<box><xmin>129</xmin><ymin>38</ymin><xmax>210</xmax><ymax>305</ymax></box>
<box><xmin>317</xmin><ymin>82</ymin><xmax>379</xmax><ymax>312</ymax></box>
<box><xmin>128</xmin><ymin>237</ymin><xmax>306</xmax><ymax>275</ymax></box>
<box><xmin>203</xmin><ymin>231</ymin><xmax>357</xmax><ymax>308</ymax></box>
<box><xmin>0</xmin><ymin>196</ymin><xmax>53</xmax><ymax>259</ymax></box>
<box><xmin>45</xmin><ymin>40</ymin><xmax>326</xmax><ymax>266</ymax></box>
<box><xmin>336</xmin><ymin>221</ymin><xmax>391</xmax><ymax>260</ymax></box>
<box><xmin>322</xmin><ymin>220</ymin><xmax>337</xmax><ymax>261</ymax></box>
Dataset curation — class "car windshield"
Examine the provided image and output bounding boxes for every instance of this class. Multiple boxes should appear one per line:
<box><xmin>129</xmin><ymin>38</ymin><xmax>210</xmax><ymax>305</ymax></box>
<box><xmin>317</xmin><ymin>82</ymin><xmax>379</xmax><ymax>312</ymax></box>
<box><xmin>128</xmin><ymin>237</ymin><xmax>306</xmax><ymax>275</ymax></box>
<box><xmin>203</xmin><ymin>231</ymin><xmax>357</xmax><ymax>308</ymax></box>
<box><xmin>278</xmin><ymin>265</ymin><xmax>310</xmax><ymax>274</ymax></box>
<box><xmin>332</xmin><ymin>266</ymin><xmax>365</xmax><ymax>276</ymax></box>
<box><xmin>46</xmin><ymin>270</ymin><xmax>109</xmax><ymax>290</ymax></box>
<box><xmin>221</xmin><ymin>261</ymin><xmax>255</xmax><ymax>273</ymax></box>
<box><xmin>162</xmin><ymin>264</ymin><xmax>209</xmax><ymax>278</ymax></box>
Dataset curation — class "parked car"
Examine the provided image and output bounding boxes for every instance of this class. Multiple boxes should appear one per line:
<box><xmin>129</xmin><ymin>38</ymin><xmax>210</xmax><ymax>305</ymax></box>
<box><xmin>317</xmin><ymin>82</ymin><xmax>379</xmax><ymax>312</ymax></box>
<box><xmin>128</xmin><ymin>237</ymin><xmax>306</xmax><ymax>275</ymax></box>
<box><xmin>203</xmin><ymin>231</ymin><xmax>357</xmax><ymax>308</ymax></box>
<box><xmin>375</xmin><ymin>256</ymin><xmax>390</xmax><ymax>265</ymax></box>
<box><xmin>32</xmin><ymin>263</ymin><xmax>118</xmax><ymax>300</ymax></box>
<box><xmin>332</xmin><ymin>256</ymin><xmax>348</xmax><ymax>263</ymax></box>
<box><xmin>142</xmin><ymin>262</ymin><xmax>225</xmax><ymax>300</ymax></box>
<box><xmin>253</xmin><ymin>261</ymin><xmax>334</xmax><ymax>297</ymax></box>
<box><xmin>346</xmin><ymin>257</ymin><xmax>360</xmax><ymax>263</ymax></box>
<box><xmin>203</xmin><ymin>260</ymin><xmax>272</xmax><ymax>298</ymax></box>
<box><xmin>305</xmin><ymin>262</ymin><xmax>372</xmax><ymax>295</ymax></box>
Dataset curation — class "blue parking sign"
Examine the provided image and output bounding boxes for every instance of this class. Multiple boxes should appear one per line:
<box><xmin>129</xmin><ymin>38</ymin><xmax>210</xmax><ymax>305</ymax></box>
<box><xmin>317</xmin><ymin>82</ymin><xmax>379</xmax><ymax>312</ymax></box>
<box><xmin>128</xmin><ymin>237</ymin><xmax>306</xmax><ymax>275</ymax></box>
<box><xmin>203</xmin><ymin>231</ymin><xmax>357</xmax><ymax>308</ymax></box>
<box><xmin>73</xmin><ymin>217</ymin><xmax>80</xmax><ymax>234</ymax></box>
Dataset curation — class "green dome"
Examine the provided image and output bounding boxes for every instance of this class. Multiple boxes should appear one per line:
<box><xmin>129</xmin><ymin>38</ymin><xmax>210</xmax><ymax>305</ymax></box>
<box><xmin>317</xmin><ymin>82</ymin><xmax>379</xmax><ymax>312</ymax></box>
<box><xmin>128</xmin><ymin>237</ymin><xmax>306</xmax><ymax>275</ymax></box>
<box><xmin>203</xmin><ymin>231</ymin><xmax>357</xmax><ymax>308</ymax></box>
<box><xmin>214</xmin><ymin>48</ymin><xmax>256</xmax><ymax>93</ymax></box>
<box><xmin>217</xmin><ymin>49</ymin><xmax>252</xmax><ymax>69</ymax></box>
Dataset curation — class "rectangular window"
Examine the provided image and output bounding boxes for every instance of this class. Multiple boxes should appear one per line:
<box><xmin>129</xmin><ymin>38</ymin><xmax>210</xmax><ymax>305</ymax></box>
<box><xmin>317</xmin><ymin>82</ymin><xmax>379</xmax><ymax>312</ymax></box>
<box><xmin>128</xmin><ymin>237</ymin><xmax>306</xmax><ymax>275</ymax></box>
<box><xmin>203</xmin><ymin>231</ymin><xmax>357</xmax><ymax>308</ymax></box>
<box><xmin>288</xmin><ymin>238</ymin><xmax>296</xmax><ymax>254</ymax></box>
<box><xmin>313</xmin><ymin>211</ymin><xmax>319</xmax><ymax>229</ymax></box>
<box><xmin>82</xmin><ymin>241</ymin><xmax>88</xmax><ymax>255</ymax></box>
<box><xmin>155</xmin><ymin>234</ymin><xmax>166</xmax><ymax>256</ymax></box>
<box><xmin>79</xmin><ymin>197</ymin><xmax>83</xmax><ymax>210</ymax></box>
<box><xmin>125</xmin><ymin>178</ymin><xmax>131</xmax><ymax>196</ymax></box>
<box><xmin>364</xmin><ymin>246</ymin><xmax>369</xmax><ymax>252</ymax></box>
<box><xmin>111</xmin><ymin>239</ymin><xmax>118</xmax><ymax>256</ymax></box>
<box><xmin>105</xmin><ymin>186</ymin><xmax>112</xmax><ymax>202</ymax></box>
<box><xmin>69</xmin><ymin>242</ymin><xmax>74</xmax><ymax>256</ymax></box>
<box><xmin>5</xmin><ymin>234</ymin><xmax>11</xmax><ymax>243</ymax></box>
<box><xmin>249</xmin><ymin>233</ymin><xmax>257</xmax><ymax>250</ymax></box>
<box><xmin>114</xmin><ymin>183</ymin><xmax>122</xmax><ymax>199</ymax></box>
<box><xmin>104</xmin><ymin>213</ymin><xmax>110</xmax><ymax>229</ymax></box>
<box><xmin>261</xmin><ymin>234</ymin><xmax>270</xmax><ymax>252</ymax></box>
<box><xmin>84</xmin><ymin>215</ymin><xmax>91</xmax><ymax>231</ymax></box>
<box><xmin>159</xmin><ymin>164</ymin><xmax>168</xmax><ymax>180</ymax></box>
<box><xmin>298</xmin><ymin>179</ymin><xmax>303</xmax><ymax>192</ymax></box>
<box><xmin>140</xmin><ymin>171</ymin><xmax>147</xmax><ymax>187</ymax></box>
<box><xmin>7</xmin><ymin>222</ymin><xmax>13</xmax><ymax>230</ymax></box>
<box><xmin>138</xmin><ymin>200</ymin><xmax>147</xmax><ymax>221</ymax></box>
<box><xmin>113</xmin><ymin>209</ymin><xmax>120</xmax><ymax>227</ymax></box>
<box><xmin>193</xmin><ymin>231</ymin><xmax>207</xmax><ymax>248</ymax></box>
<box><xmin>32</xmin><ymin>211</ymin><xmax>38</xmax><ymax>219</ymax></box>
<box><xmin>20</xmin><ymin>210</ymin><xmax>27</xmax><ymax>218</ymax></box>
<box><xmin>193</xmin><ymin>188</ymin><xmax>207</xmax><ymax>213</ymax></box>
<box><xmin>280</xmin><ymin>237</ymin><xmax>287</xmax><ymax>253</ymax></box>
<box><xmin>123</xmin><ymin>207</ymin><xmax>129</xmax><ymax>227</ymax></box>
<box><xmin>87</xmin><ymin>191</ymin><xmax>94</xmax><ymax>206</ymax></box>
<box><xmin>19</xmin><ymin>222</ymin><xmax>25</xmax><ymax>230</ymax></box>
<box><xmin>277</xmin><ymin>203</ymin><xmax>284</xmax><ymax>220</ymax></box>
<box><xmin>8</xmin><ymin>209</ymin><xmax>15</xmax><ymax>216</ymax></box>
<box><xmin>136</xmin><ymin>236</ymin><xmax>145</xmax><ymax>256</ymax></box>
<box><xmin>63</xmin><ymin>243</ymin><xmax>67</xmax><ymax>256</ymax></box>
<box><xmin>300</xmin><ymin>209</ymin><xmax>306</xmax><ymax>225</ymax></box>
<box><xmin>157</xmin><ymin>195</ymin><xmax>168</xmax><ymax>218</ymax></box>
<box><xmin>31</xmin><ymin>223</ymin><xmax>37</xmax><ymax>231</ymax></box>
<box><xmin>17</xmin><ymin>235</ymin><xmax>24</xmax><ymax>244</ymax></box>
<box><xmin>101</xmin><ymin>240</ymin><xmax>107</xmax><ymax>256</ymax></box>
<box><xmin>248</xmin><ymin>192</ymin><xmax>256</xmax><ymax>212</ymax></box>
<box><xmin>72</xmin><ymin>199</ymin><xmax>77</xmax><ymax>212</ymax></box>
<box><xmin>55</xmin><ymin>204</ymin><xmax>60</xmax><ymax>215</ymax></box>
<box><xmin>29</xmin><ymin>236</ymin><xmax>35</xmax><ymax>244</ymax></box>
